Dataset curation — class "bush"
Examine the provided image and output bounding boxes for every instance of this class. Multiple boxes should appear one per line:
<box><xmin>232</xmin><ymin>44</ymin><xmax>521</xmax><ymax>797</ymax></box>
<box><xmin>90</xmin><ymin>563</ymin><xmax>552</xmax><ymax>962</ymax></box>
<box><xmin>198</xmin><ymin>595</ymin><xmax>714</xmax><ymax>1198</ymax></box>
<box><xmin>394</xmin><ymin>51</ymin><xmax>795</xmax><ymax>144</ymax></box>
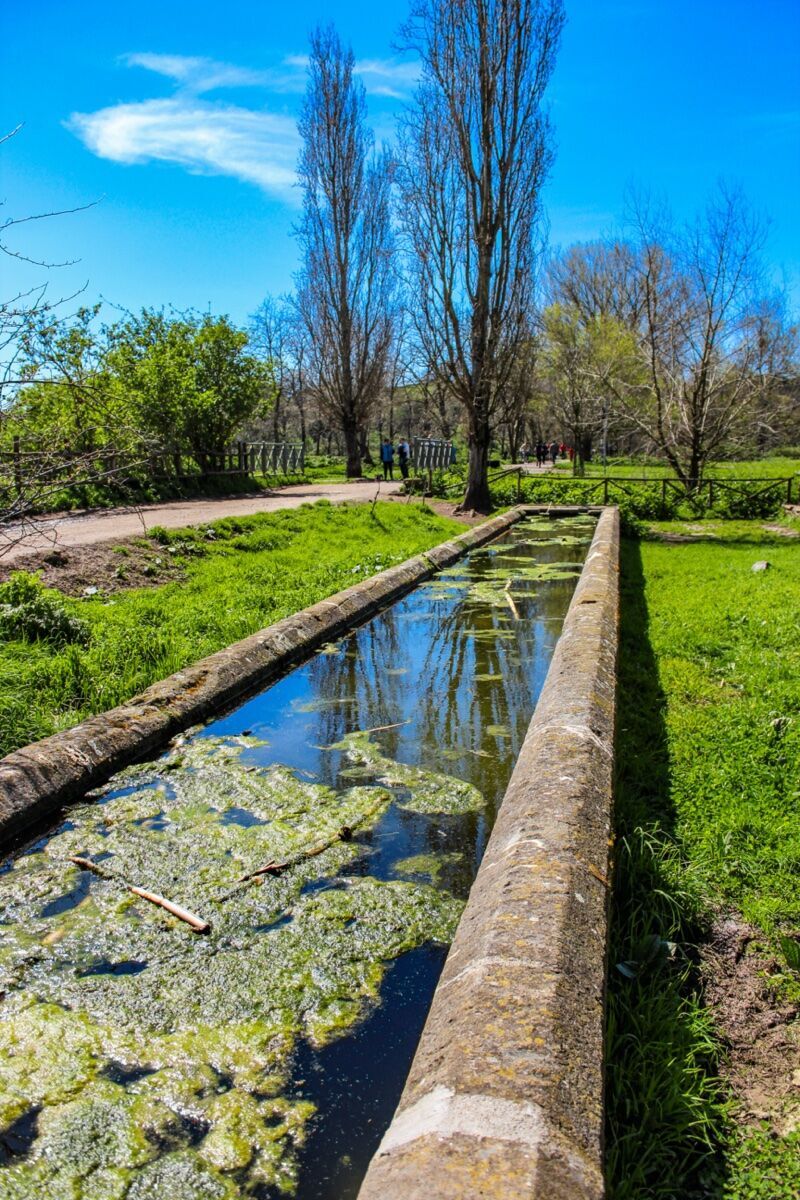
<box><xmin>0</xmin><ymin>573</ymin><xmax>89</xmax><ymax>647</ymax></box>
<box><xmin>708</xmin><ymin>482</ymin><xmax>785</xmax><ymax>519</ymax></box>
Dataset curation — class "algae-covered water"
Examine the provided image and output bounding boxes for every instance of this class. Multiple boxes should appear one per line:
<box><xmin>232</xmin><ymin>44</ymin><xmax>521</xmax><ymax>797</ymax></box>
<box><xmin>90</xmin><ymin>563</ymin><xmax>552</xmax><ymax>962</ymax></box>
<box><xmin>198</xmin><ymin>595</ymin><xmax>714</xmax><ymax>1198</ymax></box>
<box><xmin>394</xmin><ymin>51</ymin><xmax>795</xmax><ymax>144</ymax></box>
<box><xmin>0</xmin><ymin>514</ymin><xmax>594</xmax><ymax>1200</ymax></box>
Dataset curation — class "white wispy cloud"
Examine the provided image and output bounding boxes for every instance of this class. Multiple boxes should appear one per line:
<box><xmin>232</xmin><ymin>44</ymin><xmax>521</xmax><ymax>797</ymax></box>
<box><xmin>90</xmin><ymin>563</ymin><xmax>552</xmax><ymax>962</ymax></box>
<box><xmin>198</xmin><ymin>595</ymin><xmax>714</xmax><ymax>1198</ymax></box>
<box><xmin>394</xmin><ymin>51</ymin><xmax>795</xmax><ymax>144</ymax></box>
<box><xmin>354</xmin><ymin>58</ymin><xmax>420</xmax><ymax>99</ymax></box>
<box><xmin>68</xmin><ymin>51</ymin><xmax>418</xmax><ymax>195</ymax></box>
<box><xmin>124</xmin><ymin>52</ymin><xmax>271</xmax><ymax>92</ymax></box>
<box><xmin>286</xmin><ymin>53</ymin><xmax>420</xmax><ymax>99</ymax></box>
<box><xmin>68</xmin><ymin>99</ymin><xmax>299</xmax><ymax>194</ymax></box>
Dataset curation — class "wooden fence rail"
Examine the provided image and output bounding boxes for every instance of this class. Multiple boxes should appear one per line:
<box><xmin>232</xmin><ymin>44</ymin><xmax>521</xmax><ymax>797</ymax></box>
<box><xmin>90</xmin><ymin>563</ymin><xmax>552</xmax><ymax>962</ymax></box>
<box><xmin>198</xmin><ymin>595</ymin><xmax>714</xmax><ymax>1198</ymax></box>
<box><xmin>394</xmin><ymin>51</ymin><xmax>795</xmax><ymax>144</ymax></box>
<box><xmin>438</xmin><ymin>468</ymin><xmax>798</xmax><ymax>507</ymax></box>
<box><xmin>0</xmin><ymin>439</ymin><xmax>306</xmax><ymax>496</ymax></box>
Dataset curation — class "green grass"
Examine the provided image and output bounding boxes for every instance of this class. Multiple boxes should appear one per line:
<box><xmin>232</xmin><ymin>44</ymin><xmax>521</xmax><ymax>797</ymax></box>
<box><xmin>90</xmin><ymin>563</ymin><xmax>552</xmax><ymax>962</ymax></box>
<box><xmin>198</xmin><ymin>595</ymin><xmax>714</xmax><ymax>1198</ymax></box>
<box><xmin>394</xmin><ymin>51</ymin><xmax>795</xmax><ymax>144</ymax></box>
<box><xmin>0</xmin><ymin>501</ymin><xmax>462</xmax><ymax>758</ymax></box>
<box><xmin>553</xmin><ymin>456</ymin><xmax>800</xmax><ymax>480</ymax></box>
<box><xmin>12</xmin><ymin>471</ymin><xmax>275</xmax><ymax>515</ymax></box>
<box><xmin>607</xmin><ymin>523</ymin><xmax>800</xmax><ymax>1198</ymax></box>
<box><xmin>302</xmin><ymin>454</ymin><xmax>350</xmax><ymax>482</ymax></box>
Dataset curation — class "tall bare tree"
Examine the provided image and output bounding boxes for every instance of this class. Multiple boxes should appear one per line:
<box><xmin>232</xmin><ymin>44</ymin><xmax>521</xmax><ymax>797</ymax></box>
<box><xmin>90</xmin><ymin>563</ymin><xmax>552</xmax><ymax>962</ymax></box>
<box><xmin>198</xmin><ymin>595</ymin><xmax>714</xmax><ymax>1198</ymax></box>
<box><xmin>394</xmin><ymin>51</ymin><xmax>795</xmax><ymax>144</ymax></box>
<box><xmin>295</xmin><ymin>26</ymin><xmax>396</xmax><ymax>478</ymax></box>
<box><xmin>547</xmin><ymin>240</ymin><xmax>647</xmax><ymax>331</ymax></box>
<box><xmin>398</xmin><ymin>0</ymin><xmax>564</xmax><ymax>510</ymax></box>
<box><xmin>624</xmin><ymin>186</ymin><xmax>774</xmax><ymax>490</ymax></box>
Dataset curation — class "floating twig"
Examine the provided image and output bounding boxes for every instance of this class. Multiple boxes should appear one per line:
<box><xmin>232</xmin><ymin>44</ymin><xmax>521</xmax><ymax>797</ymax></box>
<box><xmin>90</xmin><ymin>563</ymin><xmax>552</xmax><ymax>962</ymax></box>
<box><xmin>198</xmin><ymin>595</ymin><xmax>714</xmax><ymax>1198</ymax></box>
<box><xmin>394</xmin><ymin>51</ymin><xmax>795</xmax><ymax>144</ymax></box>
<box><xmin>69</xmin><ymin>855</ymin><xmax>112</xmax><ymax>879</ymax></box>
<box><xmin>504</xmin><ymin>579</ymin><xmax>520</xmax><ymax>620</ymax></box>
<box><xmin>68</xmin><ymin>856</ymin><xmax>211</xmax><ymax>934</ymax></box>
<box><xmin>126</xmin><ymin>886</ymin><xmax>211</xmax><ymax>934</ymax></box>
<box><xmin>360</xmin><ymin>720</ymin><xmax>411</xmax><ymax>736</ymax></box>
<box><xmin>236</xmin><ymin>793</ymin><xmax>390</xmax><ymax>885</ymax></box>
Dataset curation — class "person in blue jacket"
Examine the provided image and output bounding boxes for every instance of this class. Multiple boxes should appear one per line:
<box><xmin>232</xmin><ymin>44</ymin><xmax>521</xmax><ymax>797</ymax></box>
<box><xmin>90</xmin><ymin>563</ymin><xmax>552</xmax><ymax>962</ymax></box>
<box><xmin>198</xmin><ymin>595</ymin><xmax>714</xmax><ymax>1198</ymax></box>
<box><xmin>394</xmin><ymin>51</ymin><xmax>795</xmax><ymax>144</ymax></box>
<box><xmin>380</xmin><ymin>438</ymin><xmax>395</xmax><ymax>480</ymax></box>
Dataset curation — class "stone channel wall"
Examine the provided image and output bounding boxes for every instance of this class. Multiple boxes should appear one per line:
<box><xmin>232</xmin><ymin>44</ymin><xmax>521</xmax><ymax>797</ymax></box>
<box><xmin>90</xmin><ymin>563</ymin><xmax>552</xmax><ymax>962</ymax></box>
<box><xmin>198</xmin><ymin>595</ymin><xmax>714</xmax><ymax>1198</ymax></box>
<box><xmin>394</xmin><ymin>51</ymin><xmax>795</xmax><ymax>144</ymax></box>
<box><xmin>357</xmin><ymin>506</ymin><xmax>620</xmax><ymax>1200</ymax></box>
<box><xmin>0</xmin><ymin>508</ymin><xmax>534</xmax><ymax>841</ymax></box>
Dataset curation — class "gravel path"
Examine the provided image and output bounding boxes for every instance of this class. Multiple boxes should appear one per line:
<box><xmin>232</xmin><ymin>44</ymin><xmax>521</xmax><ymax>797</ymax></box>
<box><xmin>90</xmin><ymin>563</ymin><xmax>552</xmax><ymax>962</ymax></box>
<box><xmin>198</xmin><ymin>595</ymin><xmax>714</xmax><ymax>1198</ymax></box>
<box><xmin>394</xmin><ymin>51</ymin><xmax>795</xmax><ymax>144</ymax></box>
<box><xmin>2</xmin><ymin>480</ymin><xmax>403</xmax><ymax>562</ymax></box>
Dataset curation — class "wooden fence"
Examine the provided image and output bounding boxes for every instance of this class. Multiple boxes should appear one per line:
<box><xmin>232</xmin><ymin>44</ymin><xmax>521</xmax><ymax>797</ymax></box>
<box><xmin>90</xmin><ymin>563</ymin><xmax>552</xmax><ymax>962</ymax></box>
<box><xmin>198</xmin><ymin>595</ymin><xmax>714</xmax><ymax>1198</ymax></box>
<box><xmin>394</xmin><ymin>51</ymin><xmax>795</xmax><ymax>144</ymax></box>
<box><xmin>0</xmin><ymin>438</ymin><xmax>306</xmax><ymax>495</ymax></box>
<box><xmin>437</xmin><ymin>467</ymin><xmax>798</xmax><ymax>508</ymax></box>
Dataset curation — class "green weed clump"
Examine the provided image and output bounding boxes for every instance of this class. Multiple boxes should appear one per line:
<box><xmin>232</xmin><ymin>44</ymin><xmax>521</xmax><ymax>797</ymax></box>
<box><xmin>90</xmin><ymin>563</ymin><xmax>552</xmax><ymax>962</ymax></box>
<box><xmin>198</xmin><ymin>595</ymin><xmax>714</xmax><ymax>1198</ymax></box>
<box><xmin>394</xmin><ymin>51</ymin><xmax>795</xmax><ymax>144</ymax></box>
<box><xmin>0</xmin><ymin>501</ymin><xmax>462</xmax><ymax>758</ymax></box>
<box><xmin>0</xmin><ymin>572</ymin><xmax>89</xmax><ymax>648</ymax></box>
<box><xmin>607</xmin><ymin>528</ymin><xmax>800</xmax><ymax>1198</ymax></box>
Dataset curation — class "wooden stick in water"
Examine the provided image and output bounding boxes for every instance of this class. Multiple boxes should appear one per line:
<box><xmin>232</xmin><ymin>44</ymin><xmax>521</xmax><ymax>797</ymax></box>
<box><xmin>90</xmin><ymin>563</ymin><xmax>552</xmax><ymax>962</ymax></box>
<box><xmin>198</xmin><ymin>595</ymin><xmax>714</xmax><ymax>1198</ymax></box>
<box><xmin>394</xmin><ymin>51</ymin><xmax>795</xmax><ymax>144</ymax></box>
<box><xmin>504</xmin><ymin>579</ymin><xmax>520</xmax><ymax>620</ymax></box>
<box><xmin>237</xmin><ymin>792</ymin><xmax>390</xmax><ymax>884</ymax></box>
<box><xmin>360</xmin><ymin>720</ymin><xmax>410</xmax><ymax>736</ymax></box>
<box><xmin>69</xmin><ymin>855</ymin><xmax>112</xmax><ymax>878</ymax></box>
<box><xmin>68</xmin><ymin>856</ymin><xmax>211</xmax><ymax>934</ymax></box>
<box><xmin>127</xmin><ymin>886</ymin><xmax>211</xmax><ymax>934</ymax></box>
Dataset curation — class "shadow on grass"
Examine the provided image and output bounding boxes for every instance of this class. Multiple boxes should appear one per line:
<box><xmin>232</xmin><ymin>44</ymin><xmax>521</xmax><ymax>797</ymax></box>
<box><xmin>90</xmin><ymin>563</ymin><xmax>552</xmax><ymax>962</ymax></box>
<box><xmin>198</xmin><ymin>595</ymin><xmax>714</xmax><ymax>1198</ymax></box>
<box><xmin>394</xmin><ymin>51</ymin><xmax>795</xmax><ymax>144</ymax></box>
<box><xmin>605</xmin><ymin>536</ymin><xmax>729</xmax><ymax>1200</ymax></box>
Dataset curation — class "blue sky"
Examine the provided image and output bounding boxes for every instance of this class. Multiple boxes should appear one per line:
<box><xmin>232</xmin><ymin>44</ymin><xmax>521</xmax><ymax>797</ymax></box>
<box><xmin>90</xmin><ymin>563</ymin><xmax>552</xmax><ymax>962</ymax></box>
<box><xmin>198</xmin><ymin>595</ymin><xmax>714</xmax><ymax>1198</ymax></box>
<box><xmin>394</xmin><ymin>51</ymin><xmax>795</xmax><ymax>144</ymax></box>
<box><xmin>2</xmin><ymin>0</ymin><xmax>799</xmax><ymax>325</ymax></box>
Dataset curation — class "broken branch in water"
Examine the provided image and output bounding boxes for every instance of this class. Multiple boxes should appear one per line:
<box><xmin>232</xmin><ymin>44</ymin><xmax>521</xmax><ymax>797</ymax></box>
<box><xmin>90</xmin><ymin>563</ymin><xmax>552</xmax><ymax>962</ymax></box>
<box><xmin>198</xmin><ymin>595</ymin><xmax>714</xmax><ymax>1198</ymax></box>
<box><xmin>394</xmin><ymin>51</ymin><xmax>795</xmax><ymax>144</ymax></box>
<box><xmin>68</xmin><ymin>856</ymin><xmax>211</xmax><ymax>934</ymax></box>
<box><xmin>127</xmin><ymin>886</ymin><xmax>211</xmax><ymax>933</ymax></box>
<box><xmin>236</xmin><ymin>792</ymin><xmax>390</xmax><ymax>885</ymax></box>
<box><xmin>504</xmin><ymin>578</ymin><xmax>520</xmax><ymax>620</ymax></box>
<box><xmin>68</xmin><ymin>855</ymin><xmax>112</xmax><ymax>879</ymax></box>
<box><xmin>360</xmin><ymin>720</ymin><xmax>411</xmax><ymax>735</ymax></box>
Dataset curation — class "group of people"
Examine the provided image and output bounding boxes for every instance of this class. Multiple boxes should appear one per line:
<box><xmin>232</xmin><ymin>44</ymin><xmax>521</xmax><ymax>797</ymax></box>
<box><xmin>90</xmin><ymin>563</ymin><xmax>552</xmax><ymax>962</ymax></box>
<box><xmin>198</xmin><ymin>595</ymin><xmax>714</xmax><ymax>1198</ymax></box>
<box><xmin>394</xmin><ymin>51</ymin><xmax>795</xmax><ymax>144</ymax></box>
<box><xmin>379</xmin><ymin>437</ymin><xmax>411</xmax><ymax>480</ymax></box>
<box><xmin>520</xmin><ymin>441</ymin><xmax>571</xmax><ymax>467</ymax></box>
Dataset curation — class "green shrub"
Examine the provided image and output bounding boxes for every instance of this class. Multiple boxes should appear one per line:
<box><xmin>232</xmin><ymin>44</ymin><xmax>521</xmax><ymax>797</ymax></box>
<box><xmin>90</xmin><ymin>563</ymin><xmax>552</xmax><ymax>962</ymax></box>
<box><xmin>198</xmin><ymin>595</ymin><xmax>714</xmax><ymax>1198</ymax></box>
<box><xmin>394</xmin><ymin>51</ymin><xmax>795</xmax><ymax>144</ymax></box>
<box><xmin>0</xmin><ymin>573</ymin><xmax>89</xmax><ymax>647</ymax></box>
<box><xmin>709</xmin><ymin>483</ymin><xmax>785</xmax><ymax>519</ymax></box>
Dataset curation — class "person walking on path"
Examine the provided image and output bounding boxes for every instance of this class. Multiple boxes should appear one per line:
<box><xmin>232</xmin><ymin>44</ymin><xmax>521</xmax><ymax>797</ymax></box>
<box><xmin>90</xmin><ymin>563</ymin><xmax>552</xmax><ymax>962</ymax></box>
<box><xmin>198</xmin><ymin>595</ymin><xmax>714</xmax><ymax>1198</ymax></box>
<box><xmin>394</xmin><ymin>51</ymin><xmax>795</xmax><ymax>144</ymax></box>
<box><xmin>535</xmin><ymin>441</ymin><xmax>545</xmax><ymax>468</ymax></box>
<box><xmin>380</xmin><ymin>438</ymin><xmax>395</xmax><ymax>480</ymax></box>
<box><xmin>549</xmin><ymin>440</ymin><xmax>559</xmax><ymax>465</ymax></box>
<box><xmin>397</xmin><ymin>438</ymin><xmax>410</xmax><ymax>480</ymax></box>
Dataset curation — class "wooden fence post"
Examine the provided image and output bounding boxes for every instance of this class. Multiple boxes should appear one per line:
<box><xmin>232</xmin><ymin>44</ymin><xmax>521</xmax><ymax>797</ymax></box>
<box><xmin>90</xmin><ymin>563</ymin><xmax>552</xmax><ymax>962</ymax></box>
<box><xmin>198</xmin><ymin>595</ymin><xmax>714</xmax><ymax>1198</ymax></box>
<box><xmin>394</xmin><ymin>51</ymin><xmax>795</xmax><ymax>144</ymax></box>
<box><xmin>12</xmin><ymin>437</ymin><xmax>22</xmax><ymax>496</ymax></box>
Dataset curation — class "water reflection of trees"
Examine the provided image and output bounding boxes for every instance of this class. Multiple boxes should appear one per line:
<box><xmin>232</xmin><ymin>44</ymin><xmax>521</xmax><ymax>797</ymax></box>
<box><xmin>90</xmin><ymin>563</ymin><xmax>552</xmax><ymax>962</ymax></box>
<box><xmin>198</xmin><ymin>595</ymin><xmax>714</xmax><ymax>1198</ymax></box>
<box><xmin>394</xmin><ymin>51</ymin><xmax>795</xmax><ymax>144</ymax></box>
<box><xmin>306</xmin><ymin>524</ymin><xmax>591</xmax><ymax>809</ymax></box>
<box><xmin>297</xmin><ymin>522</ymin><xmax>593</xmax><ymax>903</ymax></box>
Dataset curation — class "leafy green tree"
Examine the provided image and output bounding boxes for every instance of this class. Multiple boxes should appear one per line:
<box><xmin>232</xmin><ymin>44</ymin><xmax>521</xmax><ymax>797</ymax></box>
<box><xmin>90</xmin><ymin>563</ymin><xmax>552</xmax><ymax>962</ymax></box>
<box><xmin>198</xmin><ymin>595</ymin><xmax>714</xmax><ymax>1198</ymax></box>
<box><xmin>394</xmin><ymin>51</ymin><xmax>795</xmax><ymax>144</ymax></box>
<box><xmin>542</xmin><ymin>304</ymin><xmax>641</xmax><ymax>474</ymax></box>
<box><xmin>15</xmin><ymin>305</ymin><xmax>126</xmax><ymax>452</ymax></box>
<box><xmin>110</xmin><ymin>310</ymin><xmax>272</xmax><ymax>474</ymax></box>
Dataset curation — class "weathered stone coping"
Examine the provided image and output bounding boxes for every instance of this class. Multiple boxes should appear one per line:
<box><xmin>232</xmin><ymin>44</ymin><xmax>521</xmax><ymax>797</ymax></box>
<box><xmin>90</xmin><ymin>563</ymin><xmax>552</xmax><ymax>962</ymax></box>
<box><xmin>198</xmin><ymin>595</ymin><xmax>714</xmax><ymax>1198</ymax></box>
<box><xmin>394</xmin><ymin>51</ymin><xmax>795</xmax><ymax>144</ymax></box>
<box><xmin>357</xmin><ymin>506</ymin><xmax>620</xmax><ymax>1200</ymax></box>
<box><xmin>0</xmin><ymin>507</ymin><xmax>533</xmax><ymax>842</ymax></box>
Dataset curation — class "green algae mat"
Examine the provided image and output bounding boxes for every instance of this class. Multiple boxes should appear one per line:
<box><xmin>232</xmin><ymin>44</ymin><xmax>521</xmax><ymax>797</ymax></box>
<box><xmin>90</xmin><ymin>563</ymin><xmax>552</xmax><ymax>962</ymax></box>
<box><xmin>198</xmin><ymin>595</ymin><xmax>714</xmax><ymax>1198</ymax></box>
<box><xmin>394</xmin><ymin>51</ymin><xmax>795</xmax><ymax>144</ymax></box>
<box><xmin>0</xmin><ymin>736</ymin><xmax>467</xmax><ymax>1198</ymax></box>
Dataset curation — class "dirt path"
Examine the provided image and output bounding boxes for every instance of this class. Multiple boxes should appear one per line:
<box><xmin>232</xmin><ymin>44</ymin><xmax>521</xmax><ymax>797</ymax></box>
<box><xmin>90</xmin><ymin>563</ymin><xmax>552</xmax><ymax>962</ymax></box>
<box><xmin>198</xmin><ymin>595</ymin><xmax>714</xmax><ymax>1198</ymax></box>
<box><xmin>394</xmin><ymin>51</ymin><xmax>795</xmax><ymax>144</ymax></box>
<box><xmin>1</xmin><ymin>480</ymin><xmax>404</xmax><ymax>563</ymax></box>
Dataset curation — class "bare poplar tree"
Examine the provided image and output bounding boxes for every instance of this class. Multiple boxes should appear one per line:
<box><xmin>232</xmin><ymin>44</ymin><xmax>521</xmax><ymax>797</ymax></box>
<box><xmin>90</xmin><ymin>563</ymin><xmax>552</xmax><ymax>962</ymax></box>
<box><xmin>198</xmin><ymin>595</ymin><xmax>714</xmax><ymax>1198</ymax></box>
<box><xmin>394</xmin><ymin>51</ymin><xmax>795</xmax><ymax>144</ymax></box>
<box><xmin>398</xmin><ymin>0</ymin><xmax>564</xmax><ymax>510</ymax></box>
<box><xmin>295</xmin><ymin>26</ymin><xmax>396</xmax><ymax>479</ymax></box>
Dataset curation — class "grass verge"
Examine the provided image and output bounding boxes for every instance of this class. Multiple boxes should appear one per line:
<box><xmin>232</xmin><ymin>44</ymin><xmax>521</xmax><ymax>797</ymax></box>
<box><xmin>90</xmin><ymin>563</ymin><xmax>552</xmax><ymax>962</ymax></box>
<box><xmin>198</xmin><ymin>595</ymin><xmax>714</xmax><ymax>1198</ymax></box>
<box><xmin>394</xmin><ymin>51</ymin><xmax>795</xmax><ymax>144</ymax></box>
<box><xmin>553</xmin><ymin>456</ymin><xmax>800</xmax><ymax>480</ymax></box>
<box><xmin>607</xmin><ymin>523</ymin><xmax>800</xmax><ymax>1198</ymax></box>
<box><xmin>0</xmin><ymin>501</ymin><xmax>462</xmax><ymax>759</ymax></box>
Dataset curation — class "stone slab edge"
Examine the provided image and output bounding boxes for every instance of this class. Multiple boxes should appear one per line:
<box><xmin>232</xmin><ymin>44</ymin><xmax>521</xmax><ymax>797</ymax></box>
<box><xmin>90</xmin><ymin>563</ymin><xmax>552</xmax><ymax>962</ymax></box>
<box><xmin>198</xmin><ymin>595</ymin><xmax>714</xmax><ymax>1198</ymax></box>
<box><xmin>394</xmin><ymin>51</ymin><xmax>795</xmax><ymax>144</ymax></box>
<box><xmin>357</xmin><ymin>506</ymin><xmax>620</xmax><ymax>1200</ymax></box>
<box><xmin>0</xmin><ymin>508</ymin><xmax>529</xmax><ymax>842</ymax></box>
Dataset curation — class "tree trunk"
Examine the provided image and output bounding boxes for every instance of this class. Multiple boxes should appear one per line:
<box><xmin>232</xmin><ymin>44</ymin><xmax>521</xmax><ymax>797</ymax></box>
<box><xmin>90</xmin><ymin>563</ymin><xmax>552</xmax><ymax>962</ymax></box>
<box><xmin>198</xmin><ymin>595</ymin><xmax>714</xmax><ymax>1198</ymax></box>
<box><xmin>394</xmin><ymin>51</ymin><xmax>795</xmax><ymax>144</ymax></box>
<box><xmin>460</xmin><ymin>412</ymin><xmax>492</xmax><ymax>512</ymax></box>
<box><xmin>272</xmin><ymin>394</ymin><xmax>281</xmax><ymax>444</ymax></box>
<box><xmin>344</xmin><ymin>419</ymin><xmax>362</xmax><ymax>478</ymax></box>
<box><xmin>359</xmin><ymin>426</ymin><xmax>374</xmax><ymax>467</ymax></box>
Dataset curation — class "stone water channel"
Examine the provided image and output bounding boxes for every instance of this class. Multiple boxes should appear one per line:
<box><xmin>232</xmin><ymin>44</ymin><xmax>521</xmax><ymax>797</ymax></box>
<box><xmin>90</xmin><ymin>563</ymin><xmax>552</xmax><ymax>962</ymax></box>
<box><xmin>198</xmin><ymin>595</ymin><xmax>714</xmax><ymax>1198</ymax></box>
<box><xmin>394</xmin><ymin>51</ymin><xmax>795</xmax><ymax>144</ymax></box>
<box><xmin>0</xmin><ymin>513</ymin><xmax>596</xmax><ymax>1200</ymax></box>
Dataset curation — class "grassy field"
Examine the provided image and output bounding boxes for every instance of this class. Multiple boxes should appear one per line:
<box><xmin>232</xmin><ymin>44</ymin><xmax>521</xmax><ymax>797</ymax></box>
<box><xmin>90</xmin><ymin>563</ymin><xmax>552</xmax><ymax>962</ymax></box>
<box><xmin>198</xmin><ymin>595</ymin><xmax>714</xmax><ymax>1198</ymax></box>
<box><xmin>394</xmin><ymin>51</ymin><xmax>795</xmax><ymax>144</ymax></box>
<box><xmin>553</xmin><ymin>456</ymin><xmax>800</xmax><ymax>480</ymax></box>
<box><xmin>0</xmin><ymin>501</ymin><xmax>462</xmax><ymax>758</ymax></box>
<box><xmin>607</xmin><ymin>519</ymin><xmax>800</xmax><ymax>1198</ymax></box>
